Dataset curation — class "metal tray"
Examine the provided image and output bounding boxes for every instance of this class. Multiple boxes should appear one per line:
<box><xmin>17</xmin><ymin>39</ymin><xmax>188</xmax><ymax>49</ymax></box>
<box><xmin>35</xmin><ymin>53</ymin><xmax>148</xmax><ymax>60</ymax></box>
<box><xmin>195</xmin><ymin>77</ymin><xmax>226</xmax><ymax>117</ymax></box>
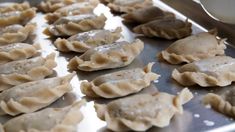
<box><xmin>1</xmin><ymin>1</ymin><xmax>235</xmax><ymax>132</ymax></box>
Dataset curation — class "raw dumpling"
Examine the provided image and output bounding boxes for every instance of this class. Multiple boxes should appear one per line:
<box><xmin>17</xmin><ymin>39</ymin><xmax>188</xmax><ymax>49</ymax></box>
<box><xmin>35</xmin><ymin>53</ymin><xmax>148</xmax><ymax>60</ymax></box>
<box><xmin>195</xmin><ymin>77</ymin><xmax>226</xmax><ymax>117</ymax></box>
<box><xmin>54</xmin><ymin>27</ymin><xmax>122</xmax><ymax>53</ymax></box>
<box><xmin>122</xmin><ymin>6</ymin><xmax>175</xmax><ymax>24</ymax></box>
<box><xmin>0</xmin><ymin>100</ymin><xmax>85</xmax><ymax>132</ymax></box>
<box><xmin>0</xmin><ymin>2</ymin><xmax>30</xmax><ymax>13</ymax></box>
<box><xmin>0</xmin><ymin>73</ymin><xmax>75</xmax><ymax>116</ymax></box>
<box><xmin>45</xmin><ymin>0</ymin><xmax>99</xmax><ymax>24</ymax></box>
<box><xmin>38</xmin><ymin>0</ymin><xmax>85</xmax><ymax>13</ymax></box>
<box><xmin>158</xmin><ymin>30</ymin><xmax>226</xmax><ymax>64</ymax></box>
<box><xmin>0</xmin><ymin>8</ymin><xmax>36</xmax><ymax>27</ymax></box>
<box><xmin>133</xmin><ymin>18</ymin><xmax>192</xmax><ymax>40</ymax></box>
<box><xmin>106</xmin><ymin>0</ymin><xmax>153</xmax><ymax>13</ymax></box>
<box><xmin>44</xmin><ymin>14</ymin><xmax>107</xmax><ymax>37</ymax></box>
<box><xmin>203</xmin><ymin>87</ymin><xmax>235</xmax><ymax>118</ymax></box>
<box><xmin>0</xmin><ymin>43</ymin><xmax>40</xmax><ymax>65</ymax></box>
<box><xmin>95</xmin><ymin>88</ymin><xmax>193</xmax><ymax>131</ymax></box>
<box><xmin>81</xmin><ymin>63</ymin><xmax>160</xmax><ymax>98</ymax></box>
<box><xmin>68</xmin><ymin>39</ymin><xmax>144</xmax><ymax>71</ymax></box>
<box><xmin>172</xmin><ymin>56</ymin><xmax>235</xmax><ymax>87</ymax></box>
<box><xmin>0</xmin><ymin>23</ymin><xmax>36</xmax><ymax>45</ymax></box>
<box><xmin>0</xmin><ymin>53</ymin><xmax>57</xmax><ymax>91</ymax></box>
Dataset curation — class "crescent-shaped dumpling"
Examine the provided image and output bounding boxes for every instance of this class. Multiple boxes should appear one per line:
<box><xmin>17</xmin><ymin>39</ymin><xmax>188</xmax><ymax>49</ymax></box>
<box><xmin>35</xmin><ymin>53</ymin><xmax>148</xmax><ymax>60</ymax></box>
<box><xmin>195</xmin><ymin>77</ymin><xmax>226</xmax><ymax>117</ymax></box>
<box><xmin>0</xmin><ymin>2</ymin><xmax>30</xmax><ymax>13</ymax></box>
<box><xmin>45</xmin><ymin>0</ymin><xmax>99</xmax><ymax>24</ymax></box>
<box><xmin>0</xmin><ymin>43</ymin><xmax>40</xmax><ymax>65</ymax></box>
<box><xmin>133</xmin><ymin>18</ymin><xmax>192</xmax><ymax>40</ymax></box>
<box><xmin>81</xmin><ymin>62</ymin><xmax>160</xmax><ymax>98</ymax></box>
<box><xmin>0</xmin><ymin>23</ymin><xmax>36</xmax><ymax>45</ymax></box>
<box><xmin>44</xmin><ymin>14</ymin><xmax>107</xmax><ymax>37</ymax></box>
<box><xmin>0</xmin><ymin>100</ymin><xmax>85</xmax><ymax>132</ymax></box>
<box><xmin>0</xmin><ymin>73</ymin><xmax>75</xmax><ymax>116</ymax></box>
<box><xmin>68</xmin><ymin>39</ymin><xmax>144</xmax><ymax>71</ymax></box>
<box><xmin>54</xmin><ymin>27</ymin><xmax>122</xmax><ymax>53</ymax></box>
<box><xmin>172</xmin><ymin>56</ymin><xmax>235</xmax><ymax>87</ymax></box>
<box><xmin>158</xmin><ymin>29</ymin><xmax>226</xmax><ymax>64</ymax></box>
<box><xmin>95</xmin><ymin>88</ymin><xmax>193</xmax><ymax>131</ymax></box>
<box><xmin>0</xmin><ymin>53</ymin><xmax>57</xmax><ymax>91</ymax></box>
<box><xmin>122</xmin><ymin>6</ymin><xmax>175</xmax><ymax>24</ymax></box>
<box><xmin>0</xmin><ymin>8</ymin><xmax>36</xmax><ymax>27</ymax></box>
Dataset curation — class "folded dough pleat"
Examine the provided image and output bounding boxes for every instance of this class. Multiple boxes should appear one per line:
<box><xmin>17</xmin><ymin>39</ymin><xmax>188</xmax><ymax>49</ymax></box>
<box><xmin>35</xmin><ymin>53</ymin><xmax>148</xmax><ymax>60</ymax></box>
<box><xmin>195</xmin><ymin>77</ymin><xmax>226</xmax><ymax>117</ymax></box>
<box><xmin>0</xmin><ymin>53</ymin><xmax>57</xmax><ymax>91</ymax></box>
<box><xmin>0</xmin><ymin>8</ymin><xmax>36</xmax><ymax>27</ymax></box>
<box><xmin>0</xmin><ymin>2</ymin><xmax>30</xmax><ymax>13</ymax></box>
<box><xmin>133</xmin><ymin>18</ymin><xmax>192</xmax><ymax>40</ymax></box>
<box><xmin>0</xmin><ymin>100</ymin><xmax>85</xmax><ymax>132</ymax></box>
<box><xmin>203</xmin><ymin>88</ymin><xmax>235</xmax><ymax>118</ymax></box>
<box><xmin>68</xmin><ymin>39</ymin><xmax>144</xmax><ymax>71</ymax></box>
<box><xmin>95</xmin><ymin>88</ymin><xmax>193</xmax><ymax>131</ymax></box>
<box><xmin>172</xmin><ymin>56</ymin><xmax>235</xmax><ymax>87</ymax></box>
<box><xmin>54</xmin><ymin>27</ymin><xmax>122</xmax><ymax>52</ymax></box>
<box><xmin>45</xmin><ymin>0</ymin><xmax>99</xmax><ymax>24</ymax></box>
<box><xmin>44</xmin><ymin>14</ymin><xmax>107</xmax><ymax>37</ymax></box>
<box><xmin>107</xmin><ymin>0</ymin><xmax>153</xmax><ymax>13</ymax></box>
<box><xmin>0</xmin><ymin>43</ymin><xmax>40</xmax><ymax>65</ymax></box>
<box><xmin>122</xmin><ymin>6</ymin><xmax>175</xmax><ymax>24</ymax></box>
<box><xmin>0</xmin><ymin>72</ymin><xmax>75</xmax><ymax>116</ymax></box>
<box><xmin>158</xmin><ymin>29</ymin><xmax>226</xmax><ymax>64</ymax></box>
<box><xmin>81</xmin><ymin>62</ymin><xmax>160</xmax><ymax>98</ymax></box>
<box><xmin>0</xmin><ymin>23</ymin><xmax>36</xmax><ymax>45</ymax></box>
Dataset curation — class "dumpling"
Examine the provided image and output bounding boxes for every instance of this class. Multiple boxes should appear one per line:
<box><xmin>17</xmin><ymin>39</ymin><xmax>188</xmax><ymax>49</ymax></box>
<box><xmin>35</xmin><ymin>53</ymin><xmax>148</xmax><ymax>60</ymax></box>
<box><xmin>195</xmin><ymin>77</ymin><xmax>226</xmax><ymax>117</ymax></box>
<box><xmin>106</xmin><ymin>0</ymin><xmax>153</xmax><ymax>13</ymax></box>
<box><xmin>38</xmin><ymin>0</ymin><xmax>86</xmax><ymax>13</ymax></box>
<box><xmin>133</xmin><ymin>18</ymin><xmax>192</xmax><ymax>40</ymax></box>
<box><xmin>0</xmin><ymin>8</ymin><xmax>36</xmax><ymax>27</ymax></box>
<box><xmin>0</xmin><ymin>23</ymin><xmax>36</xmax><ymax>45</ymax></box>
<box><xmin>45</xmin><ymin>0</ymin><xmax>99</xmax><ymax>24</ymax></box>
<box><xmin>122</xmin><ymin>6</ymin><xmax>175</xmax><ymax>24</ymax></box>
<box><xmin>172</xmin><ymin>56</ymin><xmax>235</xmax><ymax>87</ymax></box>
<box><xmin>0</xmin><ymin>2</ymin><xmax>30</xmax><ymax>13</ymax></box>
<box><xmin>44</xmin><ymin>14</ymin><xmax>107</xmax><ymax>37</ymax></box>
<box><xmin>68</xmin><ymin>39</ymin><xmax>144</xmax><ymax>71</ymax></box>
<box><xmin>0</xmin><ymin>100</ymin><xmax>85</xmax><ymax>132</ymax></box>
<box><xmin>81</xmin><ymin>63</ymin><xmax>160</xmax><ymax>98</ymax></box>
<box><xmin>0</xmin><ymin>73</ymin><xmax>75</xmax><ymax>116</ymax></box>
<box><xmin>95</xmin><ymin>88</ymin><xmax>193</xmax><ymax>131</ymax></box>
<box><xmin>203</xmin><ymin>87</ymin><xmax>235</xmax><ymax>118</ymax></box>
<box><xmin>54</xmin><ymin>27</ymin><xmax>122</xmax><ymax>53</ymax></box>
<box><xmin>0</xmin><ymin>43</ymin><xmax>40</xmax><ymax>65</ymax></box>
<box><xmin>158</xmin><ymin>30</ymin><xmax>226</xmax><ymax>64</ymax></box>
<box><xmin>0</xmin><ymin>53</ymin><xmax>57</xmax><ymax>91</ymax></box>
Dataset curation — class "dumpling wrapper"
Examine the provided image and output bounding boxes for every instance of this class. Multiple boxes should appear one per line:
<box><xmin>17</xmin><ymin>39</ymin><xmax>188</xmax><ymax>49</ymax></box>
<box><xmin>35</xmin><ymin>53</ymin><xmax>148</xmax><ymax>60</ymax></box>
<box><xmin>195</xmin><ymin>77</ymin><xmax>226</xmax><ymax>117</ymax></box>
<box><xmin>81</xmin><ymin>62</ymin><xmax>160</xmax><ymax>98</ymax></box>
<box><xmin>0</xmin><ymin>23</ymin><xmax>36</xmax><ymax>45</ymax></box>
<box><xmin>68</xmin><ymin>39</ymin><xmax>144</xmax><ymax>71</ymax></box>
<box><xmin>203</xmin><ymin>87</ymin><xmax>235</xmax><ymax>118</ymax></box>
<box><xmin>44</xmin><ymin>14</ymin><xmax>107</xmax><ymax>37</ymax></box>
<box><xmin>38</xmin><ymin>0</ymin><xmax>86</xmax><ymax>13</ymax></box>
<box><xmin>0</xmin><ymin>53</ymin><xmax>57</xmax><ymax>91</ymax></box>
<box><xmin>54</xmin><ymin>27</ymin><xmax>122</xmax><ymax>53</ymax></box>
<box><xmin>158</xmin><ymin>29</ymin><xmax>226</xmax><ymax>64</ymax></box>
<box><xmin>0</xmin><ymin>8</ymin><xmax>36</xmax><ymax>27</ymax></box>
<box><xmin>133</xmin><ymin>18</ymin><xmax>192</xmax><ymax>40</ymax></box>
<box><xmin>45</xmin><ymin>0</ymin><xmax>99</xmax><ymax>24</ymax></box>
<box><xmin>122</xmin><ymin>6</ymin><xmax>175</xmax><ymax>24</ymax></box>
<box><xmin>0</xmin><ymin>2</ymin><xmax>30</xmax><ymax>13</ymax></box>
<box><xmin>0</xmin><ymin>72</ymin><xmax>75</xmax><ymax>116</ymax></box>
<box><xmin>0</xmin><ymin>43</ymin><xmax>40</xmax><ymax>65</ymax></box>
<box><xmin>106</xmin><ymin>0</ymin><xmax>153</xmax><ymax>13</ymax></box>
<box><xmin>172</xmin><ymin>56</ymin><xmax>235</xmax><ymax>87</ymax></box>
<box><xmin>0</xmin><ymin>100</ymin><xmax>85</xmax><ymax>132</ymax></box>
<box><xmin>95</xmin><ymin>88</ymin><xmax>193</xmax><ymax>131</ymax></box>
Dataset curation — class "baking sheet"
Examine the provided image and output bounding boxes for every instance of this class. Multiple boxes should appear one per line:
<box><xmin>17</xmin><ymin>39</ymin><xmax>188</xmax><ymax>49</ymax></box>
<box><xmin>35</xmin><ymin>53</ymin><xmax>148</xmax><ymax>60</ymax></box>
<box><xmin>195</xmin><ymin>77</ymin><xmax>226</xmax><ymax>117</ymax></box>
<box><xmin>0</xmin><ymin>0</ymin><xmax>235</xmax><ymax>131</ymax></box>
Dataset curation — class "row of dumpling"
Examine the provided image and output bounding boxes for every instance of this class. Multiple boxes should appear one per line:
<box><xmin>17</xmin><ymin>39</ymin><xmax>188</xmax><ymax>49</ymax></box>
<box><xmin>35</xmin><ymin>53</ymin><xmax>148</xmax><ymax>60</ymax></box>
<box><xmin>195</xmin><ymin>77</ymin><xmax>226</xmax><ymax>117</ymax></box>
<box><xmin>101</xmin><ymin>0</ymin><xmax>192</xmax><ymax>40</ymax></box>
<box><xmin>0</xmin><ymin>2</ymin><xmax>86</xmax><ymax>132</ymax></box>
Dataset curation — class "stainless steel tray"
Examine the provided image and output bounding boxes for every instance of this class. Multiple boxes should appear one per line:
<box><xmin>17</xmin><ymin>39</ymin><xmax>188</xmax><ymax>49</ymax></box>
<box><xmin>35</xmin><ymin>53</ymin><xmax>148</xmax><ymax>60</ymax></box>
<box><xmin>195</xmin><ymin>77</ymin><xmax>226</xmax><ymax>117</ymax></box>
<box><xmin>1</xmin><ymin>1</ymin><xmax>235</xmax><ymax>132</ymax></box>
